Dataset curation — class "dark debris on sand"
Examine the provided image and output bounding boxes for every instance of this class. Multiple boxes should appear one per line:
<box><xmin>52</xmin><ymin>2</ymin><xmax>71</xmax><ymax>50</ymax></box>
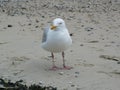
<box><xmin>0</xmin><ymin>78</ymin><xmax>57</xmax><ymax>90</ymax></box>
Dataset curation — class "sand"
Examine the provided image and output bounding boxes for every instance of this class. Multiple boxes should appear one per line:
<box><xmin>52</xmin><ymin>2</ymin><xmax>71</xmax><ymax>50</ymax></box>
<box><xmin>0</xmin><ymin>0</ymin><xmax>120</xmax><ymax>90</ymax></box>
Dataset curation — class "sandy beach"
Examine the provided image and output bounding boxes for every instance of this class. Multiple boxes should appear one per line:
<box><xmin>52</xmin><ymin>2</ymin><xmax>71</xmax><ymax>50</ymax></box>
<box><xmin>0</xmin><ymin>0</ymin><xmax>120</xmax><ymax>90</ymax></box>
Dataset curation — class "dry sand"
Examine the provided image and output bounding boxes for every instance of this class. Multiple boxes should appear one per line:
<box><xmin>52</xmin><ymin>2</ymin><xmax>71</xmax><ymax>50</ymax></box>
<box><xmin>0</xmin><ymin>0</ymin><xmax>120</xmax><ymax>90</ymax></box>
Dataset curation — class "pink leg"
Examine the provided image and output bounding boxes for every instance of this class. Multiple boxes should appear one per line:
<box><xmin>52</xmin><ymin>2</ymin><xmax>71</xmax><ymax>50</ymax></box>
<box><xmin>49</xmin><ymin>53</ymin><xmax>61</xmax><ymax>71</ymax></box>
<box><xmin>62</xmin><ymin>52</ymin><xmax>73</xmax><ymax>70</ymax></box>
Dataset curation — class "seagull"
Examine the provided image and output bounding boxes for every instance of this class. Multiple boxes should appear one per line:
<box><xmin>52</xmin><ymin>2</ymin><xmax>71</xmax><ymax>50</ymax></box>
<box><xmin>41</xmin><ymin>18</ymin><xmax>72</xmax><ymax>70</ymax></box>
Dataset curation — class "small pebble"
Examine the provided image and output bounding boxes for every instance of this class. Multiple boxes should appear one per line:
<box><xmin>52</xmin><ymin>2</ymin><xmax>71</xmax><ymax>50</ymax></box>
<box><xmin>8</xmin><ymin>25</ymin><xmax>12</xmax><ymax>27</ymax></box>
<box><xmin>70</xmin><ymin>33</ymin><xmax>73</xmax><ymax>36</ymax></box>
<box><xmin>42</xmin><ymin>16</ymin><xmax>45</xmax><ymax>18</ymax></box>
<box><xmin>69</xmin><ymin>82</ymin><xmax>75</xmax><ymax>87</ymax></box>
<box><xmin>81</xmin><ymin>25</ymin><xmax>84</xmax><ymax>27</ymax></box>
<box><xmin>80</xmin><ymin>44</ymin><xmax>84</xmax><ymax>46</ymax></box>
<box><xmin>28</xmin><ymin>23</ymin><xmax>31</xmax><ymax>25</ymax></box>
<box><xmin>75</xmin><ymin>72</ymin><xmax>79</xmax><ymax>78</ymax></box>
<box><xmin>36</xmin><ymin>19</ymin><xmax>39</xmax><ymax>23</ymax></box>
<box><xmin>35</xmin><ymin>26</ymin><xmax>39</xmax><ymax>28</ymax></box>
<box><xmin>88</xmin><ymin>40</ymin><xmax>99</xmax><ymax>43</ymax></box>
<box><xmin>68</xmin><ymin>82</ymin><xmax>72</xmax><ymax>84</ymax></box>
<box><xmin>117</xmin><ymin>61</ymin><xmax>120</xmax><ymax>64</ymax></box>
<box><xmin>75</xmin><ymin>72</ymin><xmax>80</xmax><ymax>74</ymax></box>
<box><xmin>85</xmin><ymin>27</ymin><xmax>94</xmax><ymax>31</ymax></box>
<box><xmin>75</xmin><ymin>75</ymin><xmax>78</xmax><ymax>78</ymax></box>
<box><xmin>39</xmin><ymin>81</ymin><xmax>43</xmax><ymax>85</ymax></box>
<box><xmin>71</xmin><ymin>84</ymin><xmax>75</xmax><ymax>87</ymax></box>
<box><xmin>58</xmin><ymin>72</ymin><xmax>64</xmax><ymax>75</ymax></box>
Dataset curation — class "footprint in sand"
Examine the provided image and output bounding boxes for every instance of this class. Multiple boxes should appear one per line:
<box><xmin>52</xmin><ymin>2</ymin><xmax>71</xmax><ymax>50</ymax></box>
<box><xmin>10</xmin><ymin>56</ymin><xmax>30</xmax><ymax>66</ymax></box>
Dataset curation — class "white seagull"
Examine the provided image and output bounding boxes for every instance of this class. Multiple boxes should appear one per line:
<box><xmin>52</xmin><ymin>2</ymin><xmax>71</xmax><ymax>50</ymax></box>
<box><xmin>41</xmin><ymin>18</ymin><xmax>72</xmax><ymax>70</ymax></box>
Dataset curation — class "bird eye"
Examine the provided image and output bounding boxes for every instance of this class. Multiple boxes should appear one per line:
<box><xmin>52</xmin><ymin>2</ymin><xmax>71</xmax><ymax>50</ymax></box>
<box><xmin>59</xmin><ymin>22</ymin><xmax>62</xmax><ymax>24</ymax></box>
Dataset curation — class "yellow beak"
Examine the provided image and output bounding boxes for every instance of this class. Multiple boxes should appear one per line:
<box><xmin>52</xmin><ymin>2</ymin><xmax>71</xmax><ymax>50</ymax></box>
<box><xmin>51</xmin><ymin>25</ymin><xmax>57</xmax><ymax>30</ymax></box>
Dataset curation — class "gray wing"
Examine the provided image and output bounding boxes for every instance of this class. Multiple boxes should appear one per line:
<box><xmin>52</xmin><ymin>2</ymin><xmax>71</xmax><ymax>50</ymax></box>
<box><xmin>42</xmin><ymin>26</ymin><xmax>50</xmax><ymax>43</ymax></box>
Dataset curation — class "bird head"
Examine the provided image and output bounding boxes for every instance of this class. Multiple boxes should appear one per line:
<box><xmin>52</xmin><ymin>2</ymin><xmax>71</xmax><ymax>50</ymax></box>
<box><xmin>51</xmin><ymin>18</ymin><xmax>66</xmax><ymax>30</ymax></box>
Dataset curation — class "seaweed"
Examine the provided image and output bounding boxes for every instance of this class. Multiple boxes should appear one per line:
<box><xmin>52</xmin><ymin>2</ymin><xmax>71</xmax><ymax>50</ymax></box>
<box><xmin>0</xmin><ymin>78</ymin><xmax>57</xmax><ymax>90</ymax></box>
